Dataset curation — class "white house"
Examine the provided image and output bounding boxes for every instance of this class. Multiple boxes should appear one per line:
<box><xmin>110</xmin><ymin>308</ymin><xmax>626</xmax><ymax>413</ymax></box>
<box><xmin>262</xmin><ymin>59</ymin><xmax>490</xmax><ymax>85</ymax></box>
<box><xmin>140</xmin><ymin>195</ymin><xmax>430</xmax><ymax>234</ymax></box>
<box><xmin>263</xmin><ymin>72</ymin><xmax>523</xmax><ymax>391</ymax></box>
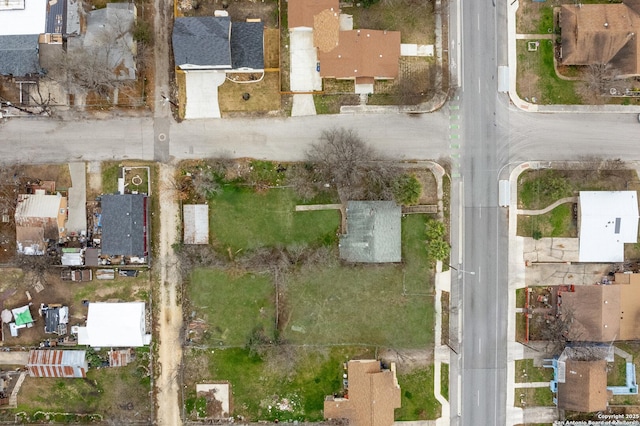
<box><xmin>77</xmin><ymin>302</ymin><xmax>151</xmax><ymax>347</ymax></box>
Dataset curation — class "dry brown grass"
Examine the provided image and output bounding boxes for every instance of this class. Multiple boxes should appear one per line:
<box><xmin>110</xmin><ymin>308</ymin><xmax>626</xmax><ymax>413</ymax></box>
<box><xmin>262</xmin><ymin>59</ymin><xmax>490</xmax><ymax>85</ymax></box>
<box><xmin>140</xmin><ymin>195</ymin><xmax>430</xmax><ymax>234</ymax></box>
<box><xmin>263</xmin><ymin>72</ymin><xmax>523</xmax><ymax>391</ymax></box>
<box><xmin>218</xmin><ymin>71</ymin><xmax>281</xmax><ymax>114</ymax></box>
<box><xmin>264</xmin><ymin>28</ymin><xmax>280</xmax><ymax>69</ymax></box>
<box><xmin>176</xmin><ymin>69</ymin><xmax>187</xmax><ymax>120</ymax></box>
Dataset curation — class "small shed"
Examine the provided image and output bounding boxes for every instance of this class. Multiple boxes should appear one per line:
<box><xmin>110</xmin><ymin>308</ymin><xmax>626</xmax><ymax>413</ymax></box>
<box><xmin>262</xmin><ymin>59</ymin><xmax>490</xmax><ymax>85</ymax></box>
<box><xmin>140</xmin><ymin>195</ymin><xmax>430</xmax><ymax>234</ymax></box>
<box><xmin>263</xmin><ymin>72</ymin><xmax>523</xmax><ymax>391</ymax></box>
<box><xmin>40</xmin><ymin>304</ymin><xmax>69</xmax><ymax>335</ymax></box>
<box><xmin>339</xmin><ymin>201</ymin><xmax>402</xmax><ymax>263</ymax></box>
<box><xmin>27</xmin><ymin>349</ymin><xmax>88</xmax><ymax>378</ymax></box>
<box><xmin>183</xmin><ymin>204</ymin><xmax>209</xmax><ymax>245</ymax></box>
<box><xmin>77</xmin><ymin>302</ymin><xmax>151</xmax><ymax>347</ymax></box>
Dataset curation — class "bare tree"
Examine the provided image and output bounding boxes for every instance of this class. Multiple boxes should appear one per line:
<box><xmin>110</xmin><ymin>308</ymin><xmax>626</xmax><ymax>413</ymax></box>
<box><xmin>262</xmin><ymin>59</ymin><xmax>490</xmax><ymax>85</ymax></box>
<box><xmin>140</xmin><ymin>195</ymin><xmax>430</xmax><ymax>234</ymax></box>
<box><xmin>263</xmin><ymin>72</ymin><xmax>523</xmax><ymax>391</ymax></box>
<box><xmin>13</xmin><ymin>253</ymin><xmax>58</xmax><ymax>287</ymax></box>
<box><xmin>307</xmin><ymin>128</ymin><xmax>400</xmax><ymax>202</ymax></box>
<box><xmin>578</xmin><ymin>63</ymin><xmax>618</xmax><ymax>104</ymax></box>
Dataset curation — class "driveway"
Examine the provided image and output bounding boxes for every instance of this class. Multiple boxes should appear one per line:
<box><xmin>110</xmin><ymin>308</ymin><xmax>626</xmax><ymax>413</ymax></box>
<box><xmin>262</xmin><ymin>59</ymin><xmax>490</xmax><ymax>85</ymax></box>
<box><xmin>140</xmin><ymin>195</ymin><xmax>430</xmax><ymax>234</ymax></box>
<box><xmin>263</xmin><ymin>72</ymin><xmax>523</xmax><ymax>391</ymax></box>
<box><xmin>184</xmin><ymin>71</ymin><xmax>226</xmax><ymax>119</ymax></box>
<box><xmin>67</xmin><ymin>162</ymin><xmax>87</xmax><ymax>235</ymax></box>
<box><xmin>289</xmin><ymin>30</ymin><xmax>322</xmax><ymax>92</ymax></box>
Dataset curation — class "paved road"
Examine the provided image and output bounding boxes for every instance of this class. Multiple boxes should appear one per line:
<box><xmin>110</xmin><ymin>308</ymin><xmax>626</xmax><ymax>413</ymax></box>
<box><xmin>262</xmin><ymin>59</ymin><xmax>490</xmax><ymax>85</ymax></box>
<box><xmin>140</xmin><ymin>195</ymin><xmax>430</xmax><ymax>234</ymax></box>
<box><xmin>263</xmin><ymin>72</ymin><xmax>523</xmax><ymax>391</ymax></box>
<box><xmin>455</xmin><ymin>0</ymin><xmax>510</xmax><ymax>424</ymax></box>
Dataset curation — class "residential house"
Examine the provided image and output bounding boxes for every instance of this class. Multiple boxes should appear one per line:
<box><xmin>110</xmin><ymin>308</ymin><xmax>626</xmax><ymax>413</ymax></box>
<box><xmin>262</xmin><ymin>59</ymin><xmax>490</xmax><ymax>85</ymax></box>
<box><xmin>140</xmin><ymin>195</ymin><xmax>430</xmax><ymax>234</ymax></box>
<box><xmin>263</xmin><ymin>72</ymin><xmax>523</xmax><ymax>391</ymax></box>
<box><xmin>100</xmin><ymin>194</ymin><xmax>148</xmax><ymax>260</ymax></box>
<box><xmin>578</xmin><ymin>191</ymin><xmax>639</xmax><ymax>262</ymax></box>
<box><xmin>15</xmin><ymin>191</ymin><xmax>67</xmax><ymax>255</ymax></box>
<box><xmin>339</xmin><ymin>201</ymin><xmax>402</xmax><ymax>263</ymax></box>
<box><xmin>288</xmin><ymin>0</ymin><xmax>401</xmax><ymax>94</ymax></box>
<box><xmin>559</xmin><ymin>4</ymin><xmax>640</xmax><ymax>77</ymax></box>
<box><xmin>40</xmin><ymin>304</ymin><xmax>69</xmax><ymax>335</ymax></box>
<box><xmin>559</xmin><ymin>273</ymin><xmax>640</xmax><ymax>341</ymax></box>
<box><xmin>183</xmin><ymin>204</ymin><xmax>209</xmax><ymax>245</ymax></box>
<box><xmin>77</xmin><ymin>302</ymin><xmax>151</xmax><ymax>347</ymax></box>
<box><xmin>324</xmin><ymin>359</ymin><xmax>401</xmax><ymax>426</ymax></box>
<box><xmin>27</xmin><ymin>349</ymin><xmax>87</xmax><ymax>378</ymax></box>
<box><xmin>172</xmin><ymin>15</ymin><xmax>264</xmax><ymax>119</ymax></box>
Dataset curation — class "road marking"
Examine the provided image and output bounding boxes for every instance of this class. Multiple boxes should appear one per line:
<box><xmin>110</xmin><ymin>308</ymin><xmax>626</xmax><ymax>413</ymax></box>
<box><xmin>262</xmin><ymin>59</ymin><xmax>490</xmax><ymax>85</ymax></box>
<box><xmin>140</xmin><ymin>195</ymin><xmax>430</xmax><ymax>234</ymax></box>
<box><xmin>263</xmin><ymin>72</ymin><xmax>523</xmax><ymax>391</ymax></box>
<box><xmin>479</xmin><ymin>204</ymin><xmax>482</xmax><ymax>218</ymax></box>
<box><xmin>478</xmin><ymin>338</ymin><xmax>482</xmax><ymax>354</ymax></box>
<box><xmin>478</xmin><ymin>78</ymin><xmax>481</xmax><ymax>93</ymax></box>
<box><xmin>477</xmin><ymin>14</ymin><xmax>480</xmax><ymax>30</ymax></box>
<box><xmin>450</xmin><ymin>144</ymin><xmax>460</xmax><ymax>149</ymax></box>
<box><xmin>450</xmin><ymin>124</ymin><xmax>459</xmax><ymax>129</ymax></box>
<box><xmin>450</xmin><ymin>134</ymin><xmax>460</xmax><ymax>139</ymax></box>
<box><xmin>450</xmin><ymin>114</ymin><xmax>459</xmax><ymax>120</ymax></box>
<box><xmin>477</xmin><ymin>390</ymin><xmax>480</xmax><ymax>406</ymax></box>
<box><xmin>478</xmin><ymin>266</ymin><xmax>482</xmax><ymax>283</ymax></box>
<box><xmin>450</xmin><ymin>105</ymin><xmax>460</xmax><ymax>110</ymax></box>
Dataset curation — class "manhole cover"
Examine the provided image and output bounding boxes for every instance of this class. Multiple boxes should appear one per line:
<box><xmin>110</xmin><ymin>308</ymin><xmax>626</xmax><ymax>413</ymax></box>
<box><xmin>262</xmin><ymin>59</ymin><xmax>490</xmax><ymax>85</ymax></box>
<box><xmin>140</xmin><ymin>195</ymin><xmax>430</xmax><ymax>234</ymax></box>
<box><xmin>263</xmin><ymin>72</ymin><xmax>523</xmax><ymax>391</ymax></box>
<box><xmin>158</xmin><ymin>133</ymin><xmax>166</xmax><ymax>142</ymax></box>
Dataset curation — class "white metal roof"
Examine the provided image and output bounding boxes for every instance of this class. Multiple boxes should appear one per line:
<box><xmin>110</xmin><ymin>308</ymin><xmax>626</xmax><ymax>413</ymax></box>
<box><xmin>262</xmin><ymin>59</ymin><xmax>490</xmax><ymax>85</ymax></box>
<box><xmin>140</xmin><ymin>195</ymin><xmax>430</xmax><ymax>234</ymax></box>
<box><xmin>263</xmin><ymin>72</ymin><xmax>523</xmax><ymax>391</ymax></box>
<box><xmin>579</xmin><ymin>191</ymin><xmax>639</xmax><ymax>262</ymax></box>
<box><xmin>0</xmin><ymin>0</ymin><xmax>46</xmax><ymax>36</ymax></box>
<box><xmin>78</xmin><ymin>302</ymin><xmax>150</xmax><ymax>347</ymax></box>
<box><xmin>183</xmin><ymin>204</ymin><xmax>209</xmax><ymax>244</ymax></box>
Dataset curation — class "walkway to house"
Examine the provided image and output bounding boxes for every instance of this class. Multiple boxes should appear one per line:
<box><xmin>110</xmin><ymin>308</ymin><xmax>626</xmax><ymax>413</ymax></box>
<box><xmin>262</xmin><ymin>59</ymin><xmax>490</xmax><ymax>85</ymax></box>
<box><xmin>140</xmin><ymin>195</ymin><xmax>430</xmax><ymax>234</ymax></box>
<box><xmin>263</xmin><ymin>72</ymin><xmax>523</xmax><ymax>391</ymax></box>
<box><xmin>516</xmin><ymin>196</ymin><xmax>578</xmax><ymax>215</ymax></box>
<box><xmin>515</xmin><ymin>34</ymin><xmax>554</xmax><ymax>40</ymax></box>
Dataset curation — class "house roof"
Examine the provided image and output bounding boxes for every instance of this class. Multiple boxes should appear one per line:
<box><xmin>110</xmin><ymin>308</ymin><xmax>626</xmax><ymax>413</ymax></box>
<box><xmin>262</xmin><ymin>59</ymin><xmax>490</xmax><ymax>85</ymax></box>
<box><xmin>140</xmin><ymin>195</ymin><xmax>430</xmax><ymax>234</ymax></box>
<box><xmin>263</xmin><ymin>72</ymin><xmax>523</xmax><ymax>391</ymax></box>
<box><xmin>230</xmin><ymin>21</ymin><xmax>264</xmax><ymax>70</ymax></box>
<box><xmin>0</xmin><ymin>0</ymin><xmax>46</xmax><ymax>36</ymax></box>
<box><xmin>77</xmin><ymin>302</ymin><xmax>150</xmax><ymax>347</ymax></box>
<box><xmin>313</xmin><ymin>8</ymin><xmax>339</xmax><ymax>52</ymax></box>
<box><xmin>27</xmin><ymin>349</ymin><xmax>87</xmax><ymax>378</ymax></box>
<box><xmin>16</xmin><ymin>193</ymin><xmax>64</xmax><ymax>220</ymax></box>
<box><xmin>557</xmin><ymin>359</ymin><xmax>609</xmax><ymax>412</ymax></box>
<box><xmin>45</xmin><ymin>0</ymin><xmax>66</xmax><ymax>34</ymax></box>
<box><xmin>12</xmin><ymin>305</ymin><xmax>33</xmax><ymax>326</ymax></box>
<box><xmin>318</xmin><ymin>29</ymin><xmax>401</xmax><ymax>79</ymax></box>
<box><xmin>288</xmin><ymin>0</ymin><xmax>339</xmax><ymax>29</ymax></box>
<box><xmin>173</xmin><ymin>17</ymin><xmax>232</xmax><ymax>69</ymax></box>
<box><xmin>579</xmin><ymin>191</ymin><xmax>639</xmax><ymax>262</ymax></box>
<box><xmin>101</xmin><ymin>194</ymin><xmax>147</xmax><ymax>257</ymax></box>
<box><xmin>43</xmin><ymin>305</ymin><xmax>68</xmax><ymax>334</ymax></box>
<box><xmin>183</xmin><ymin>204</ymin><xmax>209</xmax><ymax>245</ymax></box>
<box><xmin>0</xmin><ymin>34</ymin><xmax>41</xmax><ymax>76</ymax></box>
<box><xmin>560</xmin><ymin>285</ymin><xmax>621</xmax><ymax>342</ymax></box>
<box><xmin>340</xmin><ymin>201</ymin><xmax>401</xmax><ymax>263</ymax></box>
<box><xmin>560</xmin><ymin>4</ymin><xmax>640</xmax><ymax>76</ymax></box>
<box><xmin>614</xmin><ymin>272</ymin><xmax>640</xmax><ymax>340</ymax></box>
<box><xmin>324</xmin><ymin>360</ymin><xmax>401</xmax><ymax>426</ymax></box>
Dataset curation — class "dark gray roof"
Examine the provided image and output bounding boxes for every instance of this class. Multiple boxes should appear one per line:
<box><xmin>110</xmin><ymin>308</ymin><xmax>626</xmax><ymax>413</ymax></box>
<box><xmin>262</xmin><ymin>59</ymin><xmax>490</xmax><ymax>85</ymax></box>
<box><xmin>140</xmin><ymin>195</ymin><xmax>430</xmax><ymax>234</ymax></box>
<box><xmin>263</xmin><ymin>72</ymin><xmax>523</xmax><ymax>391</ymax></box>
<box><xmin>231</xmin><ymin>21</ymin><xmax>264</xmax><ymax>70</ymax></box>
<box><xmin>46</xmin><ymin>0</ymin><xmax>67</xmax><ymax>34</ymax></box>
<box><xmin>339</xmin><ymin>201</ymin><xmax>402</xmax><ymax>263</ymax></box>
<box><xmin>172</xmin><ymin>17</ymin><xmax>231</xmax><ymax>68</ymax></box>
<box><xmin>0</xmin><ymin>34</ymin><xmax>41</xmax><ymax>76</ymax></box>
<box><xmin>101</xmin><ymin>194</ymin><xmax>148</xmax><ymax>257</ymax></box>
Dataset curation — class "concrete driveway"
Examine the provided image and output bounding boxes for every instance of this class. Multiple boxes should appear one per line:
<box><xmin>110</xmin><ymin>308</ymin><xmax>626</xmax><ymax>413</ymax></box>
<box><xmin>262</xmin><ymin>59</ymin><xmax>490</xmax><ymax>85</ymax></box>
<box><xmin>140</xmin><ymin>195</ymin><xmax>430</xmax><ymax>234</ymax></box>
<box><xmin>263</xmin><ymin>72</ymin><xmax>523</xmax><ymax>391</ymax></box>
<box><xmin>289</xmin><ymin>30</ymin><xmax>322</xmax><ymax>92</ymax></box>
<box><xmin>184</xmin><ymin>71</ymin><xmax>226</xmax><ymax>119</ymax></box>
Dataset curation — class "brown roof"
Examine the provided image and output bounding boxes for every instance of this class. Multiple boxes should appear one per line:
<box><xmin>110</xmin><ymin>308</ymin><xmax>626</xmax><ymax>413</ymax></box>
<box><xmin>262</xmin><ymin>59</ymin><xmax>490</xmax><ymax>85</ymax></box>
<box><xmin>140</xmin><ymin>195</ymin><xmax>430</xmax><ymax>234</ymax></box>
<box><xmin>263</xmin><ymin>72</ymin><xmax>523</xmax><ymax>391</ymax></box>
<box><xmin>615</xmin><ymin>272</ymin><xmax>640</xmax><ymax>340</ymax></box>
<box><xmin>560</xmin><ymin>4</ymin><xmax>640</xmax><ymax>75</ymax></box>
<box><xmin>560</xmin><ymin>285</ymin><xmax>621</xmax><ymax>342</ymax></box>
<box><xmin>313</xmin><ymin>8</ymin><xmax>340</xmax><ymax>52</ymax></box>
<box><xmin>557</xmin><ymin>359</ymin><xmax>609</xmax><ymax>412</ymax></box>
<box><xmin>288</xmin><ymin>0</ymin><xmax>339</xmax><ymax>29</ymax></box>
<box><xmin>318</xmin><ymin>29</ymin><xmax>401</xmax><ymax>79</ymax></box>
<box><xmin>324</xmin><ymin>360</ymin><xmax>401</xmax><ymax>426</ymax></box>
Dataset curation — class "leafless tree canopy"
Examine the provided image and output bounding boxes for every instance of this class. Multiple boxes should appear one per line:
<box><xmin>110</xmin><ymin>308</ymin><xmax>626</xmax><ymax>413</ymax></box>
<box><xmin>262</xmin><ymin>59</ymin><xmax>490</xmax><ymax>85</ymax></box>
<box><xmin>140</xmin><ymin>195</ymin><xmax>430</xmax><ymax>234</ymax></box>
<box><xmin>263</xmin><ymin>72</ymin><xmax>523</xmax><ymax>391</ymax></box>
<box><xmin>578</xmin><ymin>63</ymin><xmax>618</xmax><ymax>104</ymax></box>
<box><xmin>46</xmin><ymin>19</ymin><xmax>135</xmax><ymax>97</ymax></box>
<box><xmin>306</xmin><ymin>128</ymin><xmax>400</xmax><ymax>202</ymax></box>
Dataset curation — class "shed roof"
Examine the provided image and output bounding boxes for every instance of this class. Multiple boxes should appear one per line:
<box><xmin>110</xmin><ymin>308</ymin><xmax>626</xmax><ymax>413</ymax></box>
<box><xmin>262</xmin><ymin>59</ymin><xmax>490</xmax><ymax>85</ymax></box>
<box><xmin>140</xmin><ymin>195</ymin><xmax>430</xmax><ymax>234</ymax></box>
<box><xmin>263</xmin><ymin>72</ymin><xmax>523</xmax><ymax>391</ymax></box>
<box><xmin>557</xmin><ymin>359</ymin><xmax>609</xmax><ymax>412</ymax></box>
<box><xmin>173</xmin><ymin>17</ymin><xmax>232</xmax><ymax>69</ymax></box>
<box><xmin>12</xmin><ymin>305</ymin><xmax>33</xmax><ymax>326</ymax></box>
<box><xmin>77</xmin><ymin>302</ymin><xmax>150</xmax><ymax>348</ymax></box>
<box><xmin>324</xmin><ymin>360</ymin><xmax>401</xmax><ymax>426</ymax></box>
<box><xmin>0</xmin><ymin>34</ymin><xmax>41</xmax><ymax>76</ymax></box>
<box><xmin>340</xmin><ymin>201</ymin><xmax>401</xmax><ymax>263</ymax></box>
<box><xmin>183</xmin><ymin>204</ymin><xmax>209</xmax><ymax>245</ymax></box>
<box><xmin>560</xmin><ymin>285</ymin><xmax>621</xmax><ymax>342</ymax></box>
<box><xmin>101</xmin><ymin>194</ymin><xmax>148</xmax><ymax>257</ymax></box>
<box><xmin>15</xmin><ymin>193</ymin><xmax>63</xmax><ymax>220</ymax></box>
<box><xmin>318</xmin><ymin>29</ymin><xmax>401</xmax><ymax>79</ymax></box>
<box><xmin>579</xmin><ymin>191</ymin><xmax>639</xmax><ymax>262</ymax></box>
<box><xmin>43</xmin><ymin>305</ymin><xmax>68</xmax><ymax>334</ymax></box>
<box><xmin>27</xmin><ymin>349</ymin><xmax>87</xmax><ymax>378</ymax></box>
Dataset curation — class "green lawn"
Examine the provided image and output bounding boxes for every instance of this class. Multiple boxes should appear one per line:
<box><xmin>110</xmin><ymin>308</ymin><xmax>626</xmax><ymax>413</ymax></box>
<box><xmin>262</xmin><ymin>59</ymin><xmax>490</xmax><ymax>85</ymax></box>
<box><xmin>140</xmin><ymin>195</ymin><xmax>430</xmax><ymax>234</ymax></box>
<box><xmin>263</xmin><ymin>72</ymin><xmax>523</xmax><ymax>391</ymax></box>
<box><xmin>403</xmin><ymin>215</ymin><xmax>435</xmax><ymax>294</ymax></box>
<box><xmin>516</xmin><ymin>288</ymin><xmax>527</xmax><ymax>309</ymax></box>
<box><xmin>284</xmin><ymin>262</ymin><xmax>433</xmax><ymax>347</ymax></box>
<box><xmin>515</xmin><ymin>359</ymin><xmax>554</xmax><ymax>383</ymax></box>
<box><xmin>441</xmin><ymin>363</ymin><xmax>449</xmax><ymax>401</ymax></box>
<box><xmin>396</xmin><ymin>367</ymin><xmax>441</xmax><ymax>420</ymax></box>
<box><xmin>517</xmin><ymin>204</ymin><xmax>577</xmax><ymax>238</ymax></box>
<box><xmin>209</xmin><ymin>187</ymin><xmax>340</xmax><ymax>252</ymax></box>
<box><xmin>515</xmin><ymin>388</ymin><xmax>555</xmax><ymax>407</ymax></box>
<box><xmin>608</xmin><ymin>355</ymin><xmax>628</xmax><ymax>387</ymax></box>
<box><xmin>192</xmin><ymin>346</ymin><xmax>372</xmax><ymax>421</ymax></box>
<box><xmin>189</xmin><ymin>268</ymin><xmax>275</xmax><ymax>346</ymax></box>
<box><xmin>101</xmin><ymin>162</ymin><xmax>120</xmax><ymax>194</ymax></box>
<box><xmin>518</xmin><ymin>170</ymin><xmax>574</xmax><ymax>210</ymax></box>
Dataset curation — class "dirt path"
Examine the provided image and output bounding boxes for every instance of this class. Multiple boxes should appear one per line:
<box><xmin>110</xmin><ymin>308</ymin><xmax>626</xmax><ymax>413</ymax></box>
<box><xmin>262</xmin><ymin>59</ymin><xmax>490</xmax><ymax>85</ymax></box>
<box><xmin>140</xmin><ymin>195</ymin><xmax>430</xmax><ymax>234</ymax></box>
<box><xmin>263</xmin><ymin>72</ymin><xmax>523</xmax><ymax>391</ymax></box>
<box><xmin>155</xmin><ymin>164</ymin><xmax>183</xmax><ymax>425</ymax></box>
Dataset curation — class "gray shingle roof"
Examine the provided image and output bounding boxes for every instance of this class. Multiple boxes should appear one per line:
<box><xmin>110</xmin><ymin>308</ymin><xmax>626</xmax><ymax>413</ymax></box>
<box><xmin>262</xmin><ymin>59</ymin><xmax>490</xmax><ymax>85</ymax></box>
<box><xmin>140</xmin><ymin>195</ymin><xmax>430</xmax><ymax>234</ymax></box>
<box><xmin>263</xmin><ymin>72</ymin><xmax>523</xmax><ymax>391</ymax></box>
<box><xmin>0</xmin><ymin>34</ymin><xmax>41</xmax><ymax>76</ymax></box>
<box><xmin>101</xmin><ymin>194</ymin><xmax>148</xmax><ymax>257</ymax></box>
<box><xmin>173</xmin><ymin>16</ymin><xmax>231</xmax><ymax>68</ymax></box>
<box><xmin>231</xmin><ymin>21</ymin><xmax>264</xmax><ymax>70</ymax></box>
<box><xmin>46</xmin><ymin>0</ymin><xmax>67</xmax><ymax>34</ymax></box>
<box><xmin>340</xmin><ymin>201</ymin><xmax>402</xmax><ymax>263</ymax></box>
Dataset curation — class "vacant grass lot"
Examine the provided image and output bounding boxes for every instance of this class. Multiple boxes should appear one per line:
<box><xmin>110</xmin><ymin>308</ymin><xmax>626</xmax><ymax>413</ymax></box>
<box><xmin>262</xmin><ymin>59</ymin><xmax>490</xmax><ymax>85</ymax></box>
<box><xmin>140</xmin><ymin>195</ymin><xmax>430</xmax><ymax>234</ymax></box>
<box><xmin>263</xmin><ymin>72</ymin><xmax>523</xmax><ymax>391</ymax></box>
<box><xmin>209</xmin><ymin>187</ymin><xmax>340</xmax><ymax>252</ymax></box>
<box><xmin>516</xmin><ymin>40</ymin><xmax>581</xmax><ymax>105</ymax></box>
<box><xmin>515</xmin><ymin>387</ymin><xmax>554</xmax><ymax>407</ymax></box>
<box><xmin>189</xmin><ymin>269</ymin><xmax>275</xmax><ymax>346</ymax></box>
<box><xmin>396</xmin><ymin>366</ymin><xmax>441</xmax><ymax>420</ymax></box>
<box><xmin>14</xmin><ymin>352</ymin><xmax>151</xmax><ymax>423</ymax></box>
<box><xmin>517</xmin><ymin>204</ymin><xmax>577</xmax><ymax>238</ymax></box>
<box><xmin>349</xmin><ymin>1</ymin><xmax>434</xmax><ymax>44</ymax></box>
